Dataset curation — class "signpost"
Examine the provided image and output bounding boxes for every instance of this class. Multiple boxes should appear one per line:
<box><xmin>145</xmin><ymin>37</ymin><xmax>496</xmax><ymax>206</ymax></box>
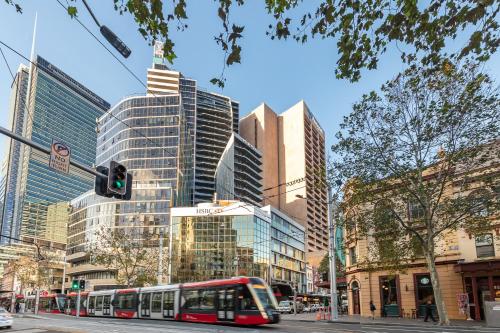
<box><xmin>49</xmin><ymin>139</ymin><xmax>71</xmax><ymax>174</ymax></box>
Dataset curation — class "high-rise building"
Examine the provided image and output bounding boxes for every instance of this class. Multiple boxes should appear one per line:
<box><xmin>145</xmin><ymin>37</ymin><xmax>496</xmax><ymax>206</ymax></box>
<box><xmin>0</xmin><ymin>57</ymin><xmax>109</xmax><ymax>247</ymax></box>
<box><xmin>194</xmin><ymin>91</ymin><xmax>239</xmax><ymax>204</ymax></box>
<box><xmin>0</xmin><ymin>65</ymin><xmax>29</xmax><ymax>245</ymax></box>
<box><xmin>239</xmin><ymin>101</ymin><xmax>328</xmax><ymax>252</ymax></box>
<box><xmin>66</xmin><ymin>52</ymin><xmax>240</xmax><ymax>289</ymax></box>
<box><xmin>215</xmin><ymin>133</ymin><xmax>263</xmax><ymax>206</ymax></box>
<box><xmin>147</xmin><ymin>44</ymin><xmax>239</xmax><ymax>204</ymax></box>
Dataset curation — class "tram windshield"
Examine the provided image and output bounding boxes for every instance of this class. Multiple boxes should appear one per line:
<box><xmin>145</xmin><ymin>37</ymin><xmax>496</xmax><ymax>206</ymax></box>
<box><xmin>250</xmin><ymin>282</ymin><xmax>278</xmax><ymax>309</ymax></box>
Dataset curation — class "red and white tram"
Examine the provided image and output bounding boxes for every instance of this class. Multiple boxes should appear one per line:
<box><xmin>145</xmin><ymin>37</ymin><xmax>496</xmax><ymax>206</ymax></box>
<box><xmin>83</xmin><ymin>277</ymin><xmax>279</xmax><ymax>325</ymax></box>
<box><xmin>65</xmin><ymin>291</ymin><xmax>88</xmax><ymax>316</ymax></box>
<box><xmin>25</xmin><ymin>293</ymin><xmax>66</xmax><ymax>314</ymax></box>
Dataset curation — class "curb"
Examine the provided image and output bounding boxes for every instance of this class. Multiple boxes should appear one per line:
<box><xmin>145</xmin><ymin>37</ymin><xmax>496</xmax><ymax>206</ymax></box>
<box><xmin>327</xmin><ymin>320</ymin><xmax>487</xmax><ymax>329</ymax></box>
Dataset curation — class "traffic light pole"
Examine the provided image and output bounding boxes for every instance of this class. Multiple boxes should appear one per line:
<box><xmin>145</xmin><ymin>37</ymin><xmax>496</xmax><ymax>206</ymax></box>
<box><xmin>0</xmin><ymin>125</ymin><xmax>106</xmax><ymax>178</ymax></box>
<box><xmin>327</xmin><ymin>186</ymin><xmax>339</xmax><ymax>321</ymax></box>
<box><xmin>76</xmin><ymin>289</ymin><xmax>81</xmax><ymax>318</ymax></box>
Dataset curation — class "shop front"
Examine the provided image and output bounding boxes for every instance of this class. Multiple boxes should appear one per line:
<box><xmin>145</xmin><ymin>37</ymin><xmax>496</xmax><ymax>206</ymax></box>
<box><xmin>454</xmin><ymin>260</ymin><xmax>500</xmax><ymax>321</ymax></box>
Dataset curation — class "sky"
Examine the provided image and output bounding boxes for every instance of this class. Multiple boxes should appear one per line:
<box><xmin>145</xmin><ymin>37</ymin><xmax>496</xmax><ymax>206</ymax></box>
<box><xmin>0</xmin><ymin>0</ymin><xmax>499</xmax><ymax>164</ymax></box>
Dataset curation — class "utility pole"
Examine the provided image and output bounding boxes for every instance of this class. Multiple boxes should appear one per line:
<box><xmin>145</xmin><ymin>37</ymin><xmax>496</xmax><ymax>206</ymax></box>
<box><xmin>327</xmin><ymin>185</ymin><xmax>339</xmax><ymax>321</ymax></box>
<box><xmin>61</xmin><ymin>255</ymin><xmax>67</xmax><ymax>294</ymax></box>
<box><xmin>157</xmin><ymin>228</ymin><xmax>164</xmax><ymax>284</ymax></box>
<box><xmin>76</xmin><ymin>289</ymin><xmax>81</xmax><ymax>318</ymax></box>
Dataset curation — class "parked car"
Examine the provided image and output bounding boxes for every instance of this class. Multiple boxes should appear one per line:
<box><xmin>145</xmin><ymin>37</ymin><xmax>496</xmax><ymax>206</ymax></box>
<box><xmin>303</xmin><ymin>305</ymin><xmax>311</xmax><ymax>313</ymax></box>
<box><xmin>0</xmin><ymin>308</ymin><xmax>13</xmax><ymax>329</ymax></box>
<box><xmin>310</xmin><ymin>304</ymin><xmax>320</xmax><ymax>312</ymax></box>
<box><xmin>277</xmin><ymin>301</ymin><xmax>304</xmax><ymax>314</ymax></box>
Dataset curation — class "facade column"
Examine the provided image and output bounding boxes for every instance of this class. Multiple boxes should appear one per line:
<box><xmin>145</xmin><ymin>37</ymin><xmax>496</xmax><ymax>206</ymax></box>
<box><xmin>471</xmin><ymin>277</ymin><xmax>480</xmax><ymax>320</ymax></box>
<box><xmin>488</xmin><ymin>275</ymin><xmax>494</xmax><ymax>301</ymax></box>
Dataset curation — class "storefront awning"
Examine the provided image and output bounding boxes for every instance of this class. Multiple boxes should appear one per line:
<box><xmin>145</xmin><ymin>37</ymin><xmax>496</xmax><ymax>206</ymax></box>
<box><xmin>454</xmin><ymin>259</ymin><xmax>500</xmax><ymax>273</ymax></box>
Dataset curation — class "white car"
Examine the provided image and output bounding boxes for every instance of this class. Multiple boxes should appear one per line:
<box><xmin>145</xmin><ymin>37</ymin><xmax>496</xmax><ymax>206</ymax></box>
<box><xmin>0</xmin><ymin>308</ymin><xmax>13</xmax><ymax>329</ymax></box>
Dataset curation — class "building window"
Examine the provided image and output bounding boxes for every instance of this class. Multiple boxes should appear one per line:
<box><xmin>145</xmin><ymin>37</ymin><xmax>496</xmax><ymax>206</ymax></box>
<box><xmin>475</xmin><ymin>234</ymin><xmax>495</xmax><ymax>258</ymax></box>
<box><xmin>408</xmin><ymin>201</ymin><xmax>425</xmax><ymax>221</ymax></box>
<box><xmin>349</xmin><ymin>247</ymin><xmax>357</xmax><ymax>265</ymax></box>
<box><xmin>380</xmin><ymin>276</ymin><xmax>400</xmax><ymax>317</ymax></box>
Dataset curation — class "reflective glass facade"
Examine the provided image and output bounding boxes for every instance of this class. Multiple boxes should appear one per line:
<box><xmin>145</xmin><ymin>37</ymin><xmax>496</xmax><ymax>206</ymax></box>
<box><xmin>0</xmin><ymin>65</ymin><xmax>29</xmax><ymax>244</ymax></box>
<box><xmin>264</xmin><ymin>207</ymin><xmax>307</xmax><ymax>292</ymax></box>
<box><xmin>4</xmin><ymin>57</ymin><xmax>109</xmax><ymax>245</ymax></box>
<box><xmin>170</xmin><ymin>204</ymin><xmax>270</xmax><ymax>283</ymax></box>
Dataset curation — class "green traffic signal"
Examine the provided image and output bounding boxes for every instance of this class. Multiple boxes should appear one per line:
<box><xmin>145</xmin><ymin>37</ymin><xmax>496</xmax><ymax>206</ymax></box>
<box><xmin>113</xmin><ymin>180</ymin><xmax>125</xmax><ymax>189</ymax></box>
<box><xmin>72</xmin><ymin>280</ymin><xmax>79</xmax><ymax>289</ymax></box>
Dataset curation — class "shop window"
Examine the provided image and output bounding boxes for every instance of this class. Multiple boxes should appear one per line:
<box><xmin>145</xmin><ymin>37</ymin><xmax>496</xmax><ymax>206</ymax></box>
<box><xmin>475</xmin><ymin>234</ymin><xmax>495</xmax><ymax>258</ymax></box>
<box><xmin>380</xmin><ymin>276</ymin><xmax>400</xmax><ymax>317</ymax></box>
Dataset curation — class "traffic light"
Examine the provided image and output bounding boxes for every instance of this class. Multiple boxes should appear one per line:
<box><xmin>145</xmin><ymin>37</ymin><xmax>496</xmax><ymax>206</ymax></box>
<box><xmin>79</xmin><ymin>280</ymin><xmax>85</xmax><ymax>290</ymax></box>
<box><xmin>107</xmin><ymin>161</ymin><xmax>128</xmax><ymax>195</ymax></box>
<box><xmin>94</xmin><ymin>165</ymin><xmax>113</xmax><ymax>198</ymax></box>
<box><xmin>72</xmin><ymin>280</ymin><xmax>79</xmax><ymax>290</ymax></box>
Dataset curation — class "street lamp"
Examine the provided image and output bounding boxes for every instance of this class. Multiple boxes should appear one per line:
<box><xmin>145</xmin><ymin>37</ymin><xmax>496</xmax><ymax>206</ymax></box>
<box><xmin>82</xmin><ymin>0</ymin><xmax>132</xmax><ymax>58</ymax></box>
<box><xmin>296</xmin><ymin>180</ymin><xmax>342</xmax><ymax>322</ymax></box>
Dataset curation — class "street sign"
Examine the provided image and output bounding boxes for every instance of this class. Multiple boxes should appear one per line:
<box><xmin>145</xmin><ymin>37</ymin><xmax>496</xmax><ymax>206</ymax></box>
<box><xmin>49</xmin><ymin>139</ymin><xmax>71</xmax><ymax>174</ymax></box>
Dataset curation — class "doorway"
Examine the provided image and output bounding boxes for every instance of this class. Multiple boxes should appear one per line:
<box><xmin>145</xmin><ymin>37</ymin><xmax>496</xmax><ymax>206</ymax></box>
<box><xmin>351</xmin><ymin>281</ymin><xmax>360</xmax><ymax>315</ymax></box>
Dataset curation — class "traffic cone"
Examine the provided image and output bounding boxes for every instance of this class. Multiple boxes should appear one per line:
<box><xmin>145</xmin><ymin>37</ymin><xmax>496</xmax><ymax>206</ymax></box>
<box><xmin>316</xmin><ymin>310</ymin><xmax>321</xmax><ymax>321</ymax></box>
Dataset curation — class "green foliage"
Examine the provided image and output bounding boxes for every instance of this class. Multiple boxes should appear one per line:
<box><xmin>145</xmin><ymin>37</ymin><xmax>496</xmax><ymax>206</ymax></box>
<box><xmin>5</xmin><ymin>1</ymin><xmax>498</xmax><ymax>85</ymax></box>
<box><xmin>333</xmin><ymin>61</ymin><xmax>499</xmax><ymax>324</ymax></box>
<box><xmin>318</xmin><ymin>253</ymin><xmax>345</xmax><ymax>279</ymax></box>
<box><xmin>90</xmin><ymin>226</ymin><xmax>167</xmax><ymax>288</ymax></box>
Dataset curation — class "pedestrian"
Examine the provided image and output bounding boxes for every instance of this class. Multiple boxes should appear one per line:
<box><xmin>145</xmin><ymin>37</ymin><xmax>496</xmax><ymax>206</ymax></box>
<box><xmin>424</xmin><ymin>299</ymin><xmax>436</xmax><ymax>322</ymax></box>
<box><xmin>369</xmin><ymin>300</ymin><xmax>376</xmax><ymax>319</ymax></box>
<box><xmin>15</xmin><ymin>302</ymin><xmax>20</xmax><ymax>313</ymax></box>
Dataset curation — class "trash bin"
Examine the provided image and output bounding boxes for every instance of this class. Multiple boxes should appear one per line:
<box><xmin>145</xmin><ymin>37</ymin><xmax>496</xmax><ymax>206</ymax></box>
<box><xmin>484</xmin><ymin>301</ymin><xmax>500</xmax><ymax>328</ymax></box>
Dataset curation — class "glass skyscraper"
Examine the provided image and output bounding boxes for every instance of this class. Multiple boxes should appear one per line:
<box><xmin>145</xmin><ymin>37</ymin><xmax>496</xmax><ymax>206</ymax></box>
<box><xmin>0</xmin><ymin>57</ymin><xmax>109</xmax><ymax>246</ymax></box>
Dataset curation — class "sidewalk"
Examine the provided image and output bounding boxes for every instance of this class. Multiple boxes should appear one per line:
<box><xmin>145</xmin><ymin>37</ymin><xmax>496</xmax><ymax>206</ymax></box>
<box><xmin>281</xmin><ymin>312</ymin><xmax>487</xmax><ymax>328</ymax></box>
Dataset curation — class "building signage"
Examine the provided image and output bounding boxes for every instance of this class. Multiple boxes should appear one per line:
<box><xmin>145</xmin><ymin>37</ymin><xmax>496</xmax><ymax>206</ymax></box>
<box><xmin>196</xmin><ymin>208</ymin><xmax>224</xmax><ymax>215</ymax></box>
<box><xmin>49</xmin><ymin>139</ymin><xmax>71</xmax><ymax>174</ymax></box>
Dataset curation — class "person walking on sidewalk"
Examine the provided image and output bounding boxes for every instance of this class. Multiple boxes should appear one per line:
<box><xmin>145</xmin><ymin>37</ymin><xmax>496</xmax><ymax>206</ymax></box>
<box><xmin>369</xmin><ymin>300</ymin><xmax>376</xmax><ymax>319</ymax></box>
<box><xmin>424</xmin><ymin>299</ymin><xmax>436</xmax><ymax>322</ymax></box>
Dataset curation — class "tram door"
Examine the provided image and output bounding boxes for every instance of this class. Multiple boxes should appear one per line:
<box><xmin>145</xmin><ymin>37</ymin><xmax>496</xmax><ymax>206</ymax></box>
<box><xmin>163</xmin><ymin>291</ymin><xmax>175</xmax><ymax>318</ymax></box>
<box><xmin>141</xmin><ymin>293</ymin><xmax>151</xmax><ymax>317</ymax></box>
<box><xmin>217</xmin><ymin>289</ymin><xmax>235</xmax><ymax>321</ymax></box>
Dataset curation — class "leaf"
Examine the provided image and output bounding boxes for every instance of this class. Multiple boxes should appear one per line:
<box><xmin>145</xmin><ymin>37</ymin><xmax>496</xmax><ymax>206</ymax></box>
<box><xmin>67</xmin><ymin>6</ymin><xmax>78</xmax><ymax>18</ymax></box>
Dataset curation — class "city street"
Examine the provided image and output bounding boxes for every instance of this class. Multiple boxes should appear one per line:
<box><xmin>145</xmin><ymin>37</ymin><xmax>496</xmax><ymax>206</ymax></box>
<box><xmin>4</xmin><ymin>314</ymin><xmax>499</xmax><ymax>333</ymax></box>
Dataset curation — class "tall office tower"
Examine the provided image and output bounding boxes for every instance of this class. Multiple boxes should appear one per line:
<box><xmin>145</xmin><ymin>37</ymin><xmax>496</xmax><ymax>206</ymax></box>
<box><xmin>240</xmin><ymin>101</ymin><xmax>328</xmax><ymax>252</ymax></box>
<box><xmin>215</xmin><ymin>133</ymin><xmax>263</xmax><ymax>206</ymax></box>
<box><xmin>194</xmin><ymin>91</ymin><xmax>239</xmax><ymax>203</ymax></box>
<box><xmin>147</xmin><ymin>43</ymin><xmax>239</xmax><ymax>204</ymax></box>
<box><xmin>0</xmin><ymin>65</ymin><xmax>29</xmax><ymax>245</ymax></box>
<box><xmin>66</xmin><ymin>91</ymin><xmax>194</xmax><ymax>290</ymax></box>
<box><xmin>0</xmin><ymin>57</ymin><xmax>109</xmax><ymax>247</ymax></box>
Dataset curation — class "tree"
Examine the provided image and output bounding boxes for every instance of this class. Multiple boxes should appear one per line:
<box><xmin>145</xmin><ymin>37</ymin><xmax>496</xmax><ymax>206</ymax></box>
<box><xmin>6</xmin><ymin>248</ymin><xmax>60</xmax><ymax>293</ymax></box>
<box><xmin>318</xmin><ymin>253</ymin><xmax>345</xmax><ymax>281</ymax></box>
<box><xmin>332</xmin><ymin>61</ymin><xmax>499</xmax><ymax>325</ymax></box>
<box><xmin>4</xmin><ymin>1</ymin><xmax>498</xmax><ymax>85</ymax></box>
<box><xmin>89</xmin><ymin>225</ymin><xmax>167</xmax><ymax>288</ymax></box>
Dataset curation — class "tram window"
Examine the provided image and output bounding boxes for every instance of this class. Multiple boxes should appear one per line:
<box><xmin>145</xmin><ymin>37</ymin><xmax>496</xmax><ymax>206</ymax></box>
<box><xmin>117</xmin><ymin>293</ymin><xmax>137</xmax><ymax>309</ymax></box>
<box><xmin>183</xmin><ymin>290</ymin><xmax>200</xmax><ymax>310</ymax></box>
<box><xmin>199</xmin><ymin>290</ymin><xmax>215</xmax><ymax>310</ymax></box>
<box><xmin>96</xmin><ymin>296</ymin><xmax>104</xmax><ymax>311</ymax></box>
<box><xmin>69</xmin><ymin>297</ymin><xmax>76</xmax><ymax>310</ymax></box>
<box><xmin>238</xmin><ymin>286</ymin><xmax>258</xmax><ymax>311</ymax></box>
<box><xmin>88</xmin><ymin>297</ymin><xmax>95</xmax><ymax>310</ymax></box>
<box><xmin>163</xmin><ymin>291</ymin><xmax>174</xmax><ymax>310</ymax></box>
<box><xmin>103</xmin><ymin>296</ymin><xmax>111</xmax><ymax>310</ymax></box>
<box><xmin>151</xmin><ymin>293</ymin><xmax>162</xmax><ymax>312</ymax></box>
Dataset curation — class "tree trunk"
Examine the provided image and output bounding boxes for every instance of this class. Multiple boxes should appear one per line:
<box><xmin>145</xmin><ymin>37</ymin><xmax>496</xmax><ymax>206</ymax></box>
<box><xmin>424</xmin><ymin>251</ymin><xmax>450</xmax><ymax>325</ymax></box>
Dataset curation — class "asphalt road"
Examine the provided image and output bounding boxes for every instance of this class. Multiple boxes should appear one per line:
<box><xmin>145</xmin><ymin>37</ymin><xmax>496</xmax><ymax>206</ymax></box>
<box><xmin>4</xmin><ymin>314</ymin><xmax>499</xmax><ymax>333</ymax></box>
